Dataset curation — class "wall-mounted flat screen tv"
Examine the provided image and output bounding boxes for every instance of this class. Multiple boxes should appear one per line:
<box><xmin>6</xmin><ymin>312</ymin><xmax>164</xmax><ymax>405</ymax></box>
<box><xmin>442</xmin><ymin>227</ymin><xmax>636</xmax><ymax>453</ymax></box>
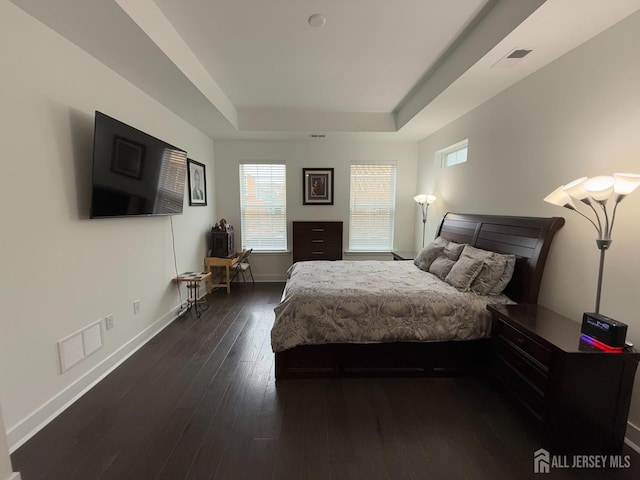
<box><xmin>90</xmin><ymin>111</ymin><xmax>187</xmax><ymax>218</ymax></box>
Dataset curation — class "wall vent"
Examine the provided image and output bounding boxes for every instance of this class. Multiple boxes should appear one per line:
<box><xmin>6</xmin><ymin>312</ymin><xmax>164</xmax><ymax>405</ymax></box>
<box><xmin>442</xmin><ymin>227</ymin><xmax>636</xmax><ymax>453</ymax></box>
<box><xmin>58</xmin><ymin>321</ymin><xmax>104</xmax><ymax>373</ymax></box>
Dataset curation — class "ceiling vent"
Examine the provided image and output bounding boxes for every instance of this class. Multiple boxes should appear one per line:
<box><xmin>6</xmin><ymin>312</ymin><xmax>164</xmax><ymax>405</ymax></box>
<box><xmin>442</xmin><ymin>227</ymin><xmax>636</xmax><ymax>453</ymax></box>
<box><xmin>507</xmin><ymin>49</ymin><xmax>532</xmax><ymax>59</ymax></box>
<box><xmin>309</xmin><ymin>134</ymin><xmax>326</xmax><ymax>138</ymax></box>
<box><xmin>491</xmin><ymin>48</ymin><xmax>533</xmax><ymax>68</ymax></box>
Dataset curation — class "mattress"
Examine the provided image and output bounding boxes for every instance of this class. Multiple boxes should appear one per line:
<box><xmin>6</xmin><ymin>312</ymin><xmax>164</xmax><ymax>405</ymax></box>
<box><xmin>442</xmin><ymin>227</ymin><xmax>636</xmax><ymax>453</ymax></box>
<box><xmin>271</xmin><ymin>260</ymin><xmax>513</xmax><ymax>352</ymax></box>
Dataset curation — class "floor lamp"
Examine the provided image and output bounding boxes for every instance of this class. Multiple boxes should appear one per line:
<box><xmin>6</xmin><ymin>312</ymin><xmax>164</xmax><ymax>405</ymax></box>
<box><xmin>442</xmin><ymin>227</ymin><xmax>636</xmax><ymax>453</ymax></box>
<box><xmin>544</xmin><ymin>173</ymin><xmax>640</xmax><ymax>314</ymax></box>
<box><xmin>413</xmin><ymin>194</ymin><xmax>436</xmax><ymax>248</ymax></box>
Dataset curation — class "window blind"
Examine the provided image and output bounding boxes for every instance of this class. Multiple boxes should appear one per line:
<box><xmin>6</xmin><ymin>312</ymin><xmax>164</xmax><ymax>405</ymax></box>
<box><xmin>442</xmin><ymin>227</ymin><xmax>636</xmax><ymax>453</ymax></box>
<box><xmin>349</xmin><ymin>164</ymin><xmax>396</xmax><ymax>251</ymax></box>
<box><xmin>239</xmin><ymin>163</ymin><xmax>287</xmax><ymax>251</ymax></box>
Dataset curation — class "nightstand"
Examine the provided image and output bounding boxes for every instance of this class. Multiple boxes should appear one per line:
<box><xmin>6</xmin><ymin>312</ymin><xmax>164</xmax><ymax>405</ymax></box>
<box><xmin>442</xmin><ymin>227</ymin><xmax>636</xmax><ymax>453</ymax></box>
<box><xmin>487</xmin><ymin>303</ymin><xmax>639</xmax><ymax>454</ymax></box>
<box><xmin>391</xmin><ymin>250</ymin><xmax>417</xmax><ymax>261</ymax></box>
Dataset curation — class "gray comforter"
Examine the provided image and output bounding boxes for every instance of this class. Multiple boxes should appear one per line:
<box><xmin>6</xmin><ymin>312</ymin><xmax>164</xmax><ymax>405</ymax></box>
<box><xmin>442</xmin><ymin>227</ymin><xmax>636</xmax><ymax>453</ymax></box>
<box><xmin>271</xmin><ymin>260</ymin><xmax>513</xmax><ymax>352</ymax></box>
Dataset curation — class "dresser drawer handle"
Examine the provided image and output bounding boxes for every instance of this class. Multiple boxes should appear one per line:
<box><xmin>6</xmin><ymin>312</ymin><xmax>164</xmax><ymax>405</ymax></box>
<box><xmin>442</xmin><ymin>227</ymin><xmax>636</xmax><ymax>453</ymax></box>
<box><xmin>515</xmin><ymin>337</ymin><xmax>525</xmax><ymax>346</ymax></box>
<box><xmin>312</xmin><ymin>239</ymin><xmax>324</xmax><ymax>243</ymax></box>
<box><xmin>312</xmin><ymin>228</ymin><xmax>325</xmax><ymax>232</ymax></box>
<box><xmin>312</xmin><ymin>251</ymin><xmax>325</xmax><ymax>255</ymax></box>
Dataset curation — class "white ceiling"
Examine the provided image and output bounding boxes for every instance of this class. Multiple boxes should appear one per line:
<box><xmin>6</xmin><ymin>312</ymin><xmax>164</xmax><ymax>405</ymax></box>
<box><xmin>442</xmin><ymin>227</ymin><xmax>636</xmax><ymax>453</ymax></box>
<box><xmin>10</xmin><ymin>0</ymin><xmax>640</xmax><ymax>141</ymax></box>
<box><xmin>152</xmin><ymin>0</ymin><xmax>488</xmax><ymax>113</ymax></box>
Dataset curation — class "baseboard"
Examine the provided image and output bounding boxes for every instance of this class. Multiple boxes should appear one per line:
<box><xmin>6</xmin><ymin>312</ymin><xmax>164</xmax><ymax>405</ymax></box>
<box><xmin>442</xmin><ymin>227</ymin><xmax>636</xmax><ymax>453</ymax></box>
<box><xmin>7</xmin><ymin>303</ymin><xmax>182</xmax><ymax>452</ymax></box>
<box><xmin>626</xmin><ymin>420</ymin><xmax>640</xmax><ymax>454</ymax></box>
<box><xmin>4</xmin><ymin>472</ymin><xmax>21</xmax><ymax>480</ymax></box>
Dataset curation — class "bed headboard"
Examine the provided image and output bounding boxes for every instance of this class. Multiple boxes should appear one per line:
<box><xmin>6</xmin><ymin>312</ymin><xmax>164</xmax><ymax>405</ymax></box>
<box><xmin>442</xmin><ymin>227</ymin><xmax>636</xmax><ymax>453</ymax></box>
<box><xmin>436</xmin><ymin>213</ymin><xmax>564</xmax><ymax>304</ymax></box>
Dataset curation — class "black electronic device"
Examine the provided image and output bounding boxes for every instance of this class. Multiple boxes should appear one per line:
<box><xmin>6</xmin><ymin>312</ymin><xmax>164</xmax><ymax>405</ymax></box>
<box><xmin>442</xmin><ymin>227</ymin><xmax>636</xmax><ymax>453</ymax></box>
<box><xmin>90</xmin><ymin>111</ymin><xmax>187</xmax><ymax>218</ymax></box>
<box><xmin>580</xmin><ymin>312</ymin><xmax>627</xmax><ymax>349</ymax></box>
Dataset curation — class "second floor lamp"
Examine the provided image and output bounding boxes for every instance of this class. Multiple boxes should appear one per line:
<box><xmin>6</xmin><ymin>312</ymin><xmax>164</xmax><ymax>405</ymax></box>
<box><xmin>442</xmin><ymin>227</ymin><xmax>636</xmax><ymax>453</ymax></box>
<box><xmin>413</xmin><ymin>194</ymin><xmax>436</xmax><ymax>248</ymax></box>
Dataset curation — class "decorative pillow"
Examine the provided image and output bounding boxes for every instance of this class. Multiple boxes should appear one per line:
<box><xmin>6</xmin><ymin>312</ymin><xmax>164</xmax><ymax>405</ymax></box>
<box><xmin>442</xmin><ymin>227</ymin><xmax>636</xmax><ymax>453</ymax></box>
<box><xmin>458</xmin><ymin>245</ymin><xmax>505</xmax><ymax>295</ymax></box>
<box><xmin>444</xmin><ymin>257</ymin><xmax>484</xmax><ymax>291</ymax></box>
<box><xmin>459</xmin><ymin>244</ymin><xmax>494</xmax><ymax>262</ymax></box>
<box><xmin>427</xmin><ymin>240</ymin><xmax>468</xmax><ymax>280</ymax></box>
<box><xmin>457</xmin><ymin>245</ymin><xmax>516</xmax><ymax>296</ymax></box>
<box><xmin>471</xmin><ymin>254</ymin><xmax>508</xmax><ymax>295</ymax></box>
<box><xmin>444</xmin><ymin>241</ymin><xmax>465</xmax><ymax>261</ymax></box>
<box><xmin>433</xmin><ymin>236</ymin><xmax>450</xmax><ymax>247</ymax></box>
<box><xmin>428</xmin><ymin>256</ymin><xmax>457</xmax><ymax>280</ymax></box>
<box><xmin>414</xmin><ymin>244</ymin><xmax>444</xmax><ymax>272</ymax></box>
<box><xmin>490</xmin><ymin>254</ymin><xmax>516</xmax><ymax>295</ymax></box>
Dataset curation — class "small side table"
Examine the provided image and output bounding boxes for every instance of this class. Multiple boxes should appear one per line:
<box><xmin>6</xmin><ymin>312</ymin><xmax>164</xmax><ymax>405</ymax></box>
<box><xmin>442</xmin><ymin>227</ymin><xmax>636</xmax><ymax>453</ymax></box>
<box><xmin>487</xmin><ymin>303</ymin><xmax>640</xmax><ymax>453</ymax></box>
<box><xmin>204</xmin><ymin>253</ymin><xmax>240</xmax><ymax>294</ymax></box>
<box><xmin>391</xmin><ymin>250</ymin><xmax>417</xmax><ymax>261</ymax></box>
<box><xmin>173</xmin><ymin>271</ymin><xmax>211</xmax><ymax>318</ymax></box>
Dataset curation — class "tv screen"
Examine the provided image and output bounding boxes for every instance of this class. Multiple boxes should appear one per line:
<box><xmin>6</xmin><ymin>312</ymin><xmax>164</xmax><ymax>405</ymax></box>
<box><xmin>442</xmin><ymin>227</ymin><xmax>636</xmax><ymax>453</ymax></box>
<box><xmin>90</xmin><ymin>111</ymin><xmax>187</xmax><ymax>218</ymax></box>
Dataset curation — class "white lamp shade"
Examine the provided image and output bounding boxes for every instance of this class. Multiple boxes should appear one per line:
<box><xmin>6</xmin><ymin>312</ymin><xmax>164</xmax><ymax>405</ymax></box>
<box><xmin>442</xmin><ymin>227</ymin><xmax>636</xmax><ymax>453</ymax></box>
<box><xmin>584</xmin><ymin>176</ymin><xmax>615</xmax><ymax>201</ymax></box>
<box><xmin>544</xmin><ymin>185</ymin><xmax>576</xmax><ymax>209</ymax></box>
<box><xmin>613</xmin><ymin>173</ymin><xmax>640</xmax><ymax>195</ymax></box>
<box><xmin>562</xmin><ymin>177</ymin><xmax>590</xmax><ymax>200</ymax></box>
<box><xmin>413</xmin><ymin>194</ymin><xmax>428</xmax><ymax>204</ymax></box>
<box><xmin>414</xmin><ymin>194</ymin><xmax>435</xmax><ymax>204</ymax></box>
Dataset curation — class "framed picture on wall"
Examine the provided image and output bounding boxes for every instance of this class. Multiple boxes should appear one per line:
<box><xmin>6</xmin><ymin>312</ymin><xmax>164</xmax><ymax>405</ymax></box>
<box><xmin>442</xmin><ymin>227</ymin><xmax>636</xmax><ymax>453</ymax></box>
<box><xmin>187</xmin><ymin>159</ymin><xmax>207</xmax><ymax>206</ymax></box>
<box><xmin>303</xmin><ymin>168</ymin><xmax>334</xmax><ymax>205</ymax></box>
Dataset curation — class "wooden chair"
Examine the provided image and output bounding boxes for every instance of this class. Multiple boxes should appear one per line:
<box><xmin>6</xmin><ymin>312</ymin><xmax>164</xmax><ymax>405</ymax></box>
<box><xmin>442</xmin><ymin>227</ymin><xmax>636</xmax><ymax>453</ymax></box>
<box><xmin>230</xmin><ymin>249</ymin><xmax>255</xmax><ymax>287</ymax></box>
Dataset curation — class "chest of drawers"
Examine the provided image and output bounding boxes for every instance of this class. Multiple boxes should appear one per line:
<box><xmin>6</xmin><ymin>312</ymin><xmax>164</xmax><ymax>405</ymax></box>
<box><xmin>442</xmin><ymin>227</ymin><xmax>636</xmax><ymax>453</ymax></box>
<box><xmin>488</xmin><ymin>304</ymin><xmax>639</xmax><ymax>454</ymax></box>
<box><xmin>292</xmin><ymin>221</ymin><xmax>343</xmax><ymax>263</ymax></box>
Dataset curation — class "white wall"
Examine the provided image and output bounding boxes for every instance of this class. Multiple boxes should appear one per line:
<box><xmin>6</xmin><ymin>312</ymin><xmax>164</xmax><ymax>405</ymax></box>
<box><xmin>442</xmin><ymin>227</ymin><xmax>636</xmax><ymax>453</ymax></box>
<box><xmin>417</xmin><ymin>10</ymin><xmax>640</xmax><ymax>446</ymax></box>
<box><xmin>214</xmin><ymin>139</ymin><xmax>418</xmax><ymax>279</ymax></box>
<box><xmin>0</xmin><ymin>1</ymin><xmax>216</xmax><ymax>449</ymax></box>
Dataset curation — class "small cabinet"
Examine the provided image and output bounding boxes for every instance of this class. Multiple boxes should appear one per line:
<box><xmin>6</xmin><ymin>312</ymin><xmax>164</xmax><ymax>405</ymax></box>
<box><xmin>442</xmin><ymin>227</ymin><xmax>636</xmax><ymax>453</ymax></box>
<box><xmin>292</xmin><ymin>221</ymin><xmax>343</xmax><ymax>263</ymax></box>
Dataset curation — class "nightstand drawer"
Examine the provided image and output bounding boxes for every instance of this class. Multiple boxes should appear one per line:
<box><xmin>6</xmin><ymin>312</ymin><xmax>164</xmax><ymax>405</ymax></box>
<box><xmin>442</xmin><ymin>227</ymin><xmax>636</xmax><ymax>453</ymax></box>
<box><xmin>494</xmin><ymin>356</ymin><xmax>544</xmax><ymax>419</ymax></box>
<box><xmin>497</xmin><ymin>322</ymin><xmax>552</xmax><ymax>369</ymax></box>
<box><xmin>495</xmin><ymin>338</ymin><xmax>548</xmax><ymax>394</ymax></box>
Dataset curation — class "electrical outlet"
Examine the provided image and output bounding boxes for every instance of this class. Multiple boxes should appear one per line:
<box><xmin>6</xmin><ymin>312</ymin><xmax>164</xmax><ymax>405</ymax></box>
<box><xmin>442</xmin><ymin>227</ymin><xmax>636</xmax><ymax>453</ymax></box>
<box><xmin>133</xmin><ymin>299</ymin><xmax>141</xmax><ymax>314</ymax></box>
<box><xmin>105</xmin><ymin>314</ymin><xmax>114</xmax><ymax>330</ymax></box>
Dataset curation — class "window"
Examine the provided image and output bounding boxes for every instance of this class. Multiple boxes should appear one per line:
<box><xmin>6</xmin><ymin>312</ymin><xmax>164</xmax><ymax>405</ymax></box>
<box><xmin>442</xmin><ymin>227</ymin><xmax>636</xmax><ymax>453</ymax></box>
<box><xmin>239</xmin><ymin>163</ymin><xmax>287</xmax><ymax>251</ymax></box>
<box><xmin>437</xmin><ymin>139</ymin><xmax>468</xmax><ymax>167</ymax></box>
<box><xmin>349</xmin><ymin>163</ymin><xmax>396</xmax><ymax>251</ymax></box>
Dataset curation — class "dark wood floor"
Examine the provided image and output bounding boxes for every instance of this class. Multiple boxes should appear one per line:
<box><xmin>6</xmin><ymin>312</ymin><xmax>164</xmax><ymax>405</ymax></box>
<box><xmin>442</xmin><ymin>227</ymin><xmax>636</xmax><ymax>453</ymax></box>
<box><xmin>11</xmin><ymin>283</ymin><xmax>640</xmax><ymax>480</ymax></box>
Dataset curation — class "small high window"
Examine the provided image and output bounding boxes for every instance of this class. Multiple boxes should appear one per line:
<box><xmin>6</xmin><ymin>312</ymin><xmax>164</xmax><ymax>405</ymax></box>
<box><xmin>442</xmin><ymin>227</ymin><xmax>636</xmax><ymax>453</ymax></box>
<box><xmin>437</xmin><ymin>139</ymin><xmax>468</xmax><ymax>167</ymax></box>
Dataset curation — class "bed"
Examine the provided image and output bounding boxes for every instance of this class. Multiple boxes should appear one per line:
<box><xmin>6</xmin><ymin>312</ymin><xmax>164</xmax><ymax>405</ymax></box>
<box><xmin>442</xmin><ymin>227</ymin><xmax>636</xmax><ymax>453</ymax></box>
<box><xmin>272</xmin><ymin>213</ymin><xmax>565</xmax><ymax>378</ymax></box>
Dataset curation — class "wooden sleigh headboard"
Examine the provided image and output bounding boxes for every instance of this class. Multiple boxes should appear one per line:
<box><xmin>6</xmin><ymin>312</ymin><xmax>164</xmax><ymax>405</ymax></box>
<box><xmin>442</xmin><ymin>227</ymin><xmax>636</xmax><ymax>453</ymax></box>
<box><xmin>436</xmin><ymin>213</ymin><xmax>565</xmax><ymax>304</ymax></box>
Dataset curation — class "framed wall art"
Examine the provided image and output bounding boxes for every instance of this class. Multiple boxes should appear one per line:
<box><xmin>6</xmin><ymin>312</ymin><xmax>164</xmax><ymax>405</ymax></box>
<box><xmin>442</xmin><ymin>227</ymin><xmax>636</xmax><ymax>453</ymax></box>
<box><xmin>303</xmin><ymin>168</ymin><xmax>334</xmax><ymax>205</ymax></box>
<box><xmin>187</xmin><ymin>159</ymin><xmax>207</xmax><ymax>206</ymax></box>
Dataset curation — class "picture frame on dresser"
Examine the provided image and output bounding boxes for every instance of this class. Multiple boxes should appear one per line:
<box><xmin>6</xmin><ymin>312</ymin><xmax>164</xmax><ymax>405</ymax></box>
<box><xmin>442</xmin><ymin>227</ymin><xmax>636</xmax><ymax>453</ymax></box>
<box><xmin>303</xmin><ymin>168</ymin><xmax>334</xmax><ymax>205</ymax></box>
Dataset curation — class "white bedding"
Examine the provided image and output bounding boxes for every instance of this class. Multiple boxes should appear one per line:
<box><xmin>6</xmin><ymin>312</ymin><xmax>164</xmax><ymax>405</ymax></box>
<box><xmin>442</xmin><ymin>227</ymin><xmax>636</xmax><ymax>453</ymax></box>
<box><xmin>271</xmin><ymin>260</ymin><xmax>514</xmax><ymax>352</ymax></box>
